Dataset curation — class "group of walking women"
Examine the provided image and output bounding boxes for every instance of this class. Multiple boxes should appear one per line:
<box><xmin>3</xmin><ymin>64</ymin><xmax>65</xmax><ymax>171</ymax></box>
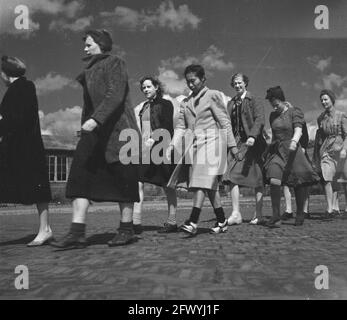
<box><xmin>1</xmin><ymin>29</ymin><xmax>346</xmax><ymax>248</ymax></box>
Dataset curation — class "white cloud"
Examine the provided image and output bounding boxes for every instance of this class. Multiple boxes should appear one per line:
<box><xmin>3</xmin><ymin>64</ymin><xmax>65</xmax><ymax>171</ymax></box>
<box><xmin>157</xmin><ymin>68</ymin><xmax>189</xmax><ymax>96</ymax></box>
<box><xmin>322</xmin><ymin>73</ymin><xmax>346</xmax><ymax>90</ymax></box>
<box><xmin>0</xmin><ymin>0</ymin><xmax>84</xmax><ymax>35</ymax></box>
<box><xmin>307</xmin><ymin>56</ymin><xmax>332</xmax><ymax>72</ymax></box>
<box><xmin>160</xmin><ymin>45</ymin><xmax>234</xmax><ymax>73</ymax></box>
<box><xmin>49</xmin><ymin>15</ymin><xmax>93</xmax><ymax>32</ymax></box>
<box><xmin>101</xmin><ymin>0</ymin><xmax>201</xmax><ymax>32</ymax></box>
<box><xmin>40</xmin><ymin>106</ymin><xmax>82</xmax><ymax>138</ymax></box>
<box><xmin>34</xmin><ymin>73</ymin><xmax>76</xmax><ymax>96</ymax></box>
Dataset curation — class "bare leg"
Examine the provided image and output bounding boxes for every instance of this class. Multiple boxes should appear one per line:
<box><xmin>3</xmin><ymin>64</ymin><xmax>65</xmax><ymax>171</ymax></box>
<box><xmin>283</xmin><ymin>185</ymin><xmax>293</xmax><ymax>213</ymax></box>
<box><xmin>193</xmin><ymin>189</ymin><xmax>206</xmax><ymax>209</ymax></box>
<box><xmin>324</xmin><ymin>182</ymin><xmax>333</xmax><ymax>213</ymax></box>
<box><xmin>72</xmin><ymin>198</ymin><xmax>90</xmax><ymax>224</ymax></box>
<box><xmin>255</xmin><ymin>186</ymin><xmax>264</xmax><ymax>218</ymax></box>
<box><xmin>332</xmin><ymin>191</ymin><xmax>340</xmax><ymax>212</ymax></box>
<box><xmin>229</xmin><ymin>183</ymin><xmax>241</xmax><ymax>215</ymax></box>
<box><xmin>228</xmin><ymin>184</ymin><xmax>242</xmax><ymax>224</ymax></box>
<box><xmin>29</xmin><ymin>202</ymin><xmax>52</xmax><ymax>243</ymax></box>
<box><xmin>119</xmin><ymin>202</ymin><xmax>134</xmax><ymax>223</ymax></box>
<box><xmin>163</xmin><ymin>186</ymin><xmax>177</xmax><ymax>224</ymax></box>
<box><xmin>207</xmin><ymin>189</ymin><xmax>222</xmax><ymax>208</ymax></box>
<box><xmin>133</xmin><ymin>182</ymin><xmax>144</xmax><ymax>225</ymax></box>
<box><xmin>303</xmin><ymin>187</ymin><xmax>310</xmax><ymax>213</ymax></box>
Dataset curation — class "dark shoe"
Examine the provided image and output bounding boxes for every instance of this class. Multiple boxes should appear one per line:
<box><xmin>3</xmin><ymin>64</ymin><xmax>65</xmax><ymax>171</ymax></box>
<box><xmin>304</xmin><ymin>212</ymin><xmax>311</xmax><ymax>219</ymax></box>
<box><xmin>249</xmin><ymin>217</ymin><xmax>267</xmax><ymax>226</ymax></box>
<box><xmin>281</xmin><ymin>211</ymin><xmax>293</xmax><ymax>221</ymax></box>
<box><xmin>157</xmin><ymin>223</ymin><xmax>178</xmax><ymax>233</ymax></box>
<box><xmin>333</xmin><ymin>210</ymin><xmax>342</xmax><ymax>217</ymax></box>
<box><xmin>108</xmin><ymin>229</ymin><xmax>136</xmax><ymax>247</ymax></box>
<box><xmin>133</xmin><ymin>224</ymin><xmax>143</xmax><ymax>235</ymax></box>
<box><xmin>294</xmin><ymin>214</ymin><xmax>305</xmax><ymax>226</ymax></box>
<box><xmin>210</xmin><ymin>219</ymin><xmax>228</xmax><ymax>234</ymax></box>
<box><xmin>265</xmin><ymin>217</ymin><xmax>281</xmax><ymax>228</ymax></box>
<box><xmin>50</xmin><ymin>232</ymin><xmax>87</xmax><ymax>249</ymax></box>
<box><xmin>322</xmin><ymin>211</ymin><xmax>333</xmax><ymax>220</ymax></box>
<box><xmin>180</xmin><ymin>220</ymin><xmax>197</xmax><ymax>235</ymax></box>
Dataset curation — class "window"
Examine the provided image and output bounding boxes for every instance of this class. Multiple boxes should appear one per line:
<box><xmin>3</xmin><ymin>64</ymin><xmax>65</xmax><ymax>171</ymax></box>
<box><xmin>46</xmin><ymin>155</ymin><xmax>69</xmax><ymax>182</ymax></box>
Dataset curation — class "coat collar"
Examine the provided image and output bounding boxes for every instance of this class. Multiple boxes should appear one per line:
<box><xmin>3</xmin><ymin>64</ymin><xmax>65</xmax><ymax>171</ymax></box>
<box><xmin>185</xmin><ymin>86</ymin><xmax>209</xmax><ymax>116</ymax></box>
<box><xmin>231</xmin><ymin>90</ymin><xmax>253</xmax><ymax>102</ymax></box>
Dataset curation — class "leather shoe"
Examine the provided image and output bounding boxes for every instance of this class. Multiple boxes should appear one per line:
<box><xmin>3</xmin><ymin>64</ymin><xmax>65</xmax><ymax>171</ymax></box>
<box><xmin>108</xmin><ymin>229</ymin><xmax>136</xmax><ymax>247</ymax></box>
<box><xmin>227</xmin><ymin>213</ymin><xmax>242</xmax><ymax>225</ymax></box>
<box><xmin>281</xmin><ymin>211</ymin><xmax>293</xmax><ymax>221</ymax></box>
<box><xmin>294</xmin><ymin>214</ymin><xmax>305</xmax><ymax>226</ymax></box>
<box><xmin>133</xmin><ymin>224</ymin><xmax>143</xmax><ymax>235</ymax></box>
<box><xmin>27</xmin><ymin>232</ymin><xmax>54</xmax><ymax>247</ymax></box>
<box><xmin>157</xmin><ymin>223</ymin><xmax>178</xmax><ymax>233</ymax></box>
<box><xmin>265</xmin><ymin>217</ymin><xmax>281</xmax><ymax>228</ymax></box>
<box><xmin>50</xmin><ymin>232</ymin><xmax>87</xmax><ymax>249</ymax></box>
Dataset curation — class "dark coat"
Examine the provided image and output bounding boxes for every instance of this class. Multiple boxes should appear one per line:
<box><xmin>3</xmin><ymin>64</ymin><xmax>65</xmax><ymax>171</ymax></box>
<box><xmin>79</xmin><ymin>54</ymin><xmax>140</xmax><ymax>164</ymax></box>
<box><xmin>138</xmin><ymin>96</ymin><xmax>174</xmax><ymax>138</ymax></box>
<box><xmin>227</xmin><ymin>91</ymin><xmax>267</xmax><ymax>154</ymax></box>
<box><xmin>0</xmin><ymin>77</ymin><xmax>51</xmax><ymax>204</ymax></box>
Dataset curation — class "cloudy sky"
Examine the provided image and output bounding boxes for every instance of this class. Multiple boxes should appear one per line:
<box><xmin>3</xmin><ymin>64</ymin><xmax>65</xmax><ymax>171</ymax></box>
<box><xmin>1</xmin><ymin>0</ymin><xmax>347</xmax><ymax>139</ymax></box>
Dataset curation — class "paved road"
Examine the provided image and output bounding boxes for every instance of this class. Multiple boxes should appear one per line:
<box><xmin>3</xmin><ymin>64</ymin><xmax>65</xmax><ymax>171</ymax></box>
<box><xmin>0</xmin><ymin>196</ymin><xmax>347</xmax><ymax>300</ymax></box>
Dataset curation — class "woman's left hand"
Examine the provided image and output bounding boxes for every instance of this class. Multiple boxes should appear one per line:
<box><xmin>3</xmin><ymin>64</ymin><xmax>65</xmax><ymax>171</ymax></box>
<box><xmin>340</xmin><ymin>149</ymin><xmax>347</xmax><ymax>159</ymax></box>
<box><xmin>82</xmin><ymin>119</ymin><xmax>98</xmax><ymax>132</ymax></box>
<box><xmin>289</xmin><ymin>140</ymin><xmax>298</xmax><ymax>151</ymax></box>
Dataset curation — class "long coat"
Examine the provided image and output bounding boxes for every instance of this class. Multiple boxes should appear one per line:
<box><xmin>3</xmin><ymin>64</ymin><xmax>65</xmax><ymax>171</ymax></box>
<box><xmin>80</xmin><ymin>54</ymin><xmax>140</xmax><ymax>164</ymax></box>
<box><xmin>0</xmin><ymin>77</ymin><xmax>51</xmax><ymax>204</ymax></box>
<box><xmin>167</xmin><ymin>87</ymin><xmax>236</xmax><ymax>190</ymax></box>
<box><xmin>226</xmin><ymin>91</ymin><xmax>266</xmax><ymax>154</ymax></box>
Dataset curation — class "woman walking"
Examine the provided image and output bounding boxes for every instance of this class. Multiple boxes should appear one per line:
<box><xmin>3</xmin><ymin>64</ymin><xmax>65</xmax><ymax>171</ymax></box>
<box><xmin>313</xmin><ymin>89</ymin><xmax>347</xmax><ymax>218</ymax></box>
<box><xmin>0</xmin><ymin>55</ymin><xmax>53</xmax><ymax>246</ymax></box>
<box><xmin>52</xmin><ymin>29</ymin><xmax>140</xmax><ymax>248</ymax></box>
<box><xmin>263</xmin><ymin>86</ymin><xmax>319</xmax><ymax>227</ymax></box>
<box><xmin>133</xmin><ymin>76</ymin><xmax>178</xmax><ymax>234</ymax></box>
<box><xmin>167</xmin><ymin>64</ymin><xmax>238</xmax><ymax>235</ymax></box>
<box><xmin>222</xmin><ymin>73</ymin><xmax>266</xmax><ymax>226</ymax></box>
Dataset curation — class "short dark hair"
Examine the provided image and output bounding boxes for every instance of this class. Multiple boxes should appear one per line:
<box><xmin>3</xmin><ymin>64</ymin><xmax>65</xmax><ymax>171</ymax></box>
<box><xmin>184</xmin><ymin>64</ymin><xmax>205</xmax><ymax>80</ymax></box>
<box><xmin>320</xmin><ymin>89</ymin><xmax>336</xmax><ymax>105</ymax></box>
<box><xmin>139</xmin><ymin>76</ymin><xmax>163</xmax><ymax>97</ymax></box>
<box><xmin>1</xmin><ymin>55</ymin><xmax>26</xmax><ymax>77</ymax></box>
<box><xmin>83</xmin><ymin>29</ymin><xmax>113</xmax><ymax>53</ymax></box>
<box><xmin>265</xmin><ymin>86</ymin><xmax>286</xmax><ymax>102</ymax></box>
<box><xmin>231</xmin><ymin>73</ymin><xmax>249</xmax><ymax>88</ymax></box>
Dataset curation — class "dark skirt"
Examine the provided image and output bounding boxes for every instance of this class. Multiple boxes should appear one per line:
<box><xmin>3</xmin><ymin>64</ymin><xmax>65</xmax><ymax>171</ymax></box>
<box><xmin>264</xmin><ymin>140</ymin><xmax>320</xmax><ymax>187</ymax></box>
<box><xmin>66</xmin><ymin>131</ymin><xmax>139</xmax><ymax>202</ymax></box>
<box><xmin>0</xmin><ymin>140</ymin><xmax>52</xmax><ymax>205</ymax></box>
<box><xmin>222</xmin><ymin>143</ymin><xmax>264</xmax><ymax>188</ymax></box>
<box><xmin>139</xmin><ymin>163</ymin><xmax>175</xmax><ymax>187</ymax></box>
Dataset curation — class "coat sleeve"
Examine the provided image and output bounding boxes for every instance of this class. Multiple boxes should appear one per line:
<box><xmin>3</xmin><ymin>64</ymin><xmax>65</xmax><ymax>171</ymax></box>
<box><xmin>210</xmin><ymin>91</ymin><xmax>236</xmax><ymax>148</ymax></box>
<box><xmin>248</xmin><ymin>97</ymin><xmax>265</xmax><ymax>139</ymax></box>
<box><xmin>91</xmin><ymin>57</ymin><xmax>128</xmax><ymax>126</ymax></box>
<box><xmin>342</xmin><ymin>112</ymin><xmax>347</xmax><ymax>150</ymax></box>
<box><xmin>160</xmin><ymin>100</ymin><xmax>174</xmax><ymax>137</ymax></box>
<box><xmin>170</xmin><ymin>101</ymin><xmax>187</xmax><ymax>148</ymax></box>
<box><xmin>0</xmin><ymin>82</ymin><xmax>34</xmax><ymax>136</ymax></box>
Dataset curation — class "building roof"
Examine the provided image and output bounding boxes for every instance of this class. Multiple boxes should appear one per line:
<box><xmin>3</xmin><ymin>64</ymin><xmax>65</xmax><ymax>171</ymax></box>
<box><xmin>42</xmin><ymin>134</ymin><xmax>78</xmax><ymax>151</ymax></box>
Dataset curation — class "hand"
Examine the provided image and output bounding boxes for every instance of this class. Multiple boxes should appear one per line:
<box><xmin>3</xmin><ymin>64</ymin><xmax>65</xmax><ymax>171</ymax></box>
<box><xmin>340</xmin><ymin>149</ymin><xmax>347</xmax><ymax>159</ymax></box>
<box><xmin>0</xmin><ymin>114</ymin><xmax>3</xmax><ymax>121</ymax></box>
<box><xmin>289</xmin><ymin>140</ymin><xmax>298</xmax><ymax>151</ymax></box>
<box><xmin>144</xmin><ymin>138</ymin><xmax>155</xmax><ymax>148</ymax></box>
<box><xmin>230</xmin><ymin>146</ymin><xmax>242</xmax><ymax>161</ymax></box>
<box><xmin>245</xmin><ymin>137</ymin><xmax>255</xmax><ymax>147</ymax></box>
<box><xmin>166</xmin><ymin>145</ymin><xmax>174</xmax><ymax>161</ymax></box>
<box><xmin>82</xmin><ymin>118</ymin><xmax>98</xmax><ymax>132</ymax></box>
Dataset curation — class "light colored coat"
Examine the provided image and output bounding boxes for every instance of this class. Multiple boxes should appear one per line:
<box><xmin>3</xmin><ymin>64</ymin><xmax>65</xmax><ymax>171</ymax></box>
<box><xmin>167</xmin><ymin>87</ymin><xmax>236</xmax><ymax>190</ymax></box>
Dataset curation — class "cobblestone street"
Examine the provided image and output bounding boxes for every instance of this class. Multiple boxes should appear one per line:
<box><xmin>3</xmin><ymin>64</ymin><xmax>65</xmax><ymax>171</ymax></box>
<box><xmin>1</xmin><ymin>196</ymin><xmax>347</xmax><ymax>300</ymax></box>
